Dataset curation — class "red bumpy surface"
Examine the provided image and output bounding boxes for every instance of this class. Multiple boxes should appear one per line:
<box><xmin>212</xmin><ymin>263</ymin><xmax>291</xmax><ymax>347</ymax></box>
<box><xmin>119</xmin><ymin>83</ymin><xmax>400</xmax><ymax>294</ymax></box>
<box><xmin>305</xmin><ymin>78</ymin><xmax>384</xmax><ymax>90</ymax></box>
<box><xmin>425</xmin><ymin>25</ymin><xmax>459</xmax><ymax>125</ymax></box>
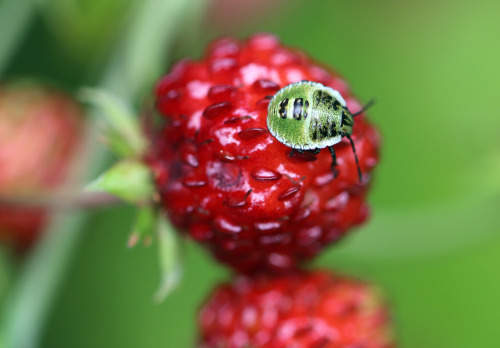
<box><xmin>0</xmin><ymin>84</ymin><xmax>83</xmax><ymax>250</ymax></box>
<box><xmin>151</xmin><ymin>34</ymin><xmax>381</xmax><ymax>273</ymax></box>
<box><xmin>198</xmin><ymin>270</ymin><xmax>394</xmax><ymax>348</ymax></box>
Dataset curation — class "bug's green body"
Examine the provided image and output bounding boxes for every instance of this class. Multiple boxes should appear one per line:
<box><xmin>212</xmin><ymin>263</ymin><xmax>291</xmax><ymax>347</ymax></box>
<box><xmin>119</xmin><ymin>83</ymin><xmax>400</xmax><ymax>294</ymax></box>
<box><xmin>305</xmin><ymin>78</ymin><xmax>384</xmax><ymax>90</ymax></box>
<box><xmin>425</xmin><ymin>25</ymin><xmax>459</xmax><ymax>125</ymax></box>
<box><xmin>267</xmin><ymin>81</ymin><xmax>354</xmax><ymax>150</ymax></box>
<box><xmin>267</xmin><ymin>81</ymin><xmax>365</xmax><ymax>181</ymax></box>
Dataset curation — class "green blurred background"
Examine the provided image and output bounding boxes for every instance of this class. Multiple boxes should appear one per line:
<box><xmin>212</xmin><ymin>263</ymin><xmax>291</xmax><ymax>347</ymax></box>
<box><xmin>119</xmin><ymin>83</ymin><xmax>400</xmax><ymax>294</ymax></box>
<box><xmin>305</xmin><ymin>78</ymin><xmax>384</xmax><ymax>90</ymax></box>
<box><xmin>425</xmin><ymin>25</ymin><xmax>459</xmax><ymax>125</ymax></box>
<box><xmin>1</xmin><ymin>0</ymin><xmax>500</xmax><ymax>347</ymax></box>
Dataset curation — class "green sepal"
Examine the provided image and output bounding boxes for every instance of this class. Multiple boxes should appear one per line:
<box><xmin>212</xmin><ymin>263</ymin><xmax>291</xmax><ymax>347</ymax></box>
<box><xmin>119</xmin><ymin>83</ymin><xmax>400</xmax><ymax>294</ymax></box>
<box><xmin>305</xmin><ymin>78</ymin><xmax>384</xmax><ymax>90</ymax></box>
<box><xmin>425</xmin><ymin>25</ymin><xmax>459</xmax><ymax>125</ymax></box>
<box><xmin>104</xmin><ymin>129</ymin><xmax>138</xmax><ymax>158</ymax></box>
<box><xmin>86</xmin><ymin>159</ymin><xmax>154</xmax><ymax>204</ymax></box>
<box><xmin>79</xmin><ymin>87</ymin><xmax>147</xmax><ymax>157</ymax></box>
<box><xmin>128</xmin><ymin>206</ymin><xmax>156</xmax><ymax>248</ymax></box>
<box><xmin>154</xmin><ymin>215</ymin><xmax>182</xmax><ymax>302</ymax></box>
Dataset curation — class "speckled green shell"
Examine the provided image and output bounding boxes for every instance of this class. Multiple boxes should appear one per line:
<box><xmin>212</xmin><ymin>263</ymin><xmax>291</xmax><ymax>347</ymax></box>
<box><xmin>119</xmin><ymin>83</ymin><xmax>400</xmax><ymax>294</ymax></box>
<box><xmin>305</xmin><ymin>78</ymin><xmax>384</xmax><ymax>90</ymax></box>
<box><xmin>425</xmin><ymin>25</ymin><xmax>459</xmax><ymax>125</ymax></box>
<box><xmin>267</xmin><ymin>81</ymin><xmax>354</xmax><ymax>150</ymax></box>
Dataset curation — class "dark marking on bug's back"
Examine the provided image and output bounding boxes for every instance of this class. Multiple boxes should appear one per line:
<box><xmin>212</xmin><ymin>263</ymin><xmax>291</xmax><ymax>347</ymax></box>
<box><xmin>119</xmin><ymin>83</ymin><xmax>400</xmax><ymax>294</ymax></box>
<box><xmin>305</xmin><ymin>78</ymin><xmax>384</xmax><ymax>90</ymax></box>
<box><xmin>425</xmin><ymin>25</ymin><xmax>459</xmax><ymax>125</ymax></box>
<box><xmin>310</xmin><ymin>116</ymin><xmax>337</xmax><ymax>142</ymax></box>
<box><xmin>341</xmin><ymin>109</ymin><xmax>352</xmax><ymax>126</ymax></box>
<box><xmin>311</xmin><ymin>118</ymin><xmax>318</xmax><ymax>140</ymax></box>
<box><xmin>310</xmin><ymin>118</ymin><xmax>332</xmax><ymax>142</ymax></box>
<box><xmin>313</xmin><ymin>90</ymin><xmax>333</xmax><ymax>108</ymax></box>
<box><xmin>319</xmin><ymin>121</ymin><xmax>330</xmax><ymax>138</ymax></box>
<box><xmin>304</xmin><ymin>100</ymin><xmax>309</xmax><ymax>119</ymax></box>
<box><xmin>279</xmin><ymin>98</ymin><xmax>288</xmax><ymax>118</ymax></box>
<box><xmin>293</xmin><ymin>98</ymin><xmax>303</xmax><ymax>120</ymax></box>
<box><xmin>330</xmin><ymin>121</ymin><xmax>337</xmax><ymax>136</ymax></box>
<box><xmin>332</xmin><ymin>100</ymin><xmax>341</xmax><ymax>111</ymax></box>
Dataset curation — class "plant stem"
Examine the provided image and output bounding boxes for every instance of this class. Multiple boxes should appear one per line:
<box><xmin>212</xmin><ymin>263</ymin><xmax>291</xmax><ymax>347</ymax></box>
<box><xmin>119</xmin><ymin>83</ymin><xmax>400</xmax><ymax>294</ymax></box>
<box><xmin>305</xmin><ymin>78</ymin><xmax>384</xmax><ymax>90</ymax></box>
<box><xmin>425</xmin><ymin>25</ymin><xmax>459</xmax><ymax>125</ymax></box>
<box><xmin>0</xmin><ymin>0</ymin><xmax>36</xmax><ymax>77</ymax></box>
<box><xmin>1</xmin><ymin>0</ymin><xmax>206</xmax><ymax>347</ymax></box>
<box><xmin>0</xmin><ymin>192</ymin><xmax>122</xmax><ymax>209</ymax></box>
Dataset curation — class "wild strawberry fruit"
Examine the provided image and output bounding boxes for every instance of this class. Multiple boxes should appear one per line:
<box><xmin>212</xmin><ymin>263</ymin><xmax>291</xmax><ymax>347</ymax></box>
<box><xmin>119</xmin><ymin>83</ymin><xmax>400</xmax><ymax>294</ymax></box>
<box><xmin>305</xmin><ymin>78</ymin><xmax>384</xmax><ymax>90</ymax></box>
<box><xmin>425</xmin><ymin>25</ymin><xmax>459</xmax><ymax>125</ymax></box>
<box><xmin>0</xmin><ymin>83</ymin><xmax>83</xmax><ymax>250</ymax></box>
<box><xmin>198</xmin><ymin>270</ymin><xmax>395</xmax><ymax>348</ymax></box>
<box><xmin>151</xmin><ymin>34</ymin><xmax>380</xmax><ymax>273</ymax></box>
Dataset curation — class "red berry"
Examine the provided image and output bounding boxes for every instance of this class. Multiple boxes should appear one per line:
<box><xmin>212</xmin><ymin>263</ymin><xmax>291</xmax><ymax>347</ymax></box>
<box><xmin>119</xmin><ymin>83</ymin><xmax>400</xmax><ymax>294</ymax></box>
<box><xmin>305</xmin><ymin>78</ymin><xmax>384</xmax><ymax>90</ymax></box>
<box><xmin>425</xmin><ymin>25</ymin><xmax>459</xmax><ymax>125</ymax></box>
<box><xmin>198</xmin><ymin>270</ymin><xmax>395</xmax><ymax>348</ymax></box>
<box><xmin>151</xmin><ymin>34</ymin><xmax>381</xmax><ymax>273</ymax></box>
<box><xmin>0</xmin><ymin>83</ymin><xmax>84</xmax><ymax>250</ymax></box>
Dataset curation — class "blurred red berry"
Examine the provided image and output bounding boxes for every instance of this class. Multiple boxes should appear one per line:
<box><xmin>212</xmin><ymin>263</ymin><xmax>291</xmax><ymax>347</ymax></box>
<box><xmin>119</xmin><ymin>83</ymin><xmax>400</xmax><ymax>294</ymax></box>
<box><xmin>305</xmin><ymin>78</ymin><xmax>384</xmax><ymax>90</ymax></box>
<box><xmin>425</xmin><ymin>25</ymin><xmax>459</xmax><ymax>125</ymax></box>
<box><xmin>0</xmin><ymin>84</ymin><xmax>84</xmax><ymax>250</ymax></box>
<box><xmin>151</xmin><ymin>34</ymin><xmax>381</xmax><ymax>273</ymax></box>
<box><xmin>198</xmin><ymin>270</ymin><xmax>395</xmax><ymax>348</ymax></box>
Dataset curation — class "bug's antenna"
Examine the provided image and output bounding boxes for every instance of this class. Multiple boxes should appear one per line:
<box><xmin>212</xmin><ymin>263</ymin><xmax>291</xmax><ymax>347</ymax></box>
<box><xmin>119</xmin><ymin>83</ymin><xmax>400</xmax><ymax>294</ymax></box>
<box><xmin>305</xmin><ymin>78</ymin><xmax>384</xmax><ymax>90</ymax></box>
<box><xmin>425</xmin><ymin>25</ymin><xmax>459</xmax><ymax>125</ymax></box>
<box><xmin>352</xmin><ymin>99</ymin><xmax>376</xmax><ymax>117</ymax></box>
<box><xmin>346</xmin><ymin>135</ymin><xmax>362</xmax><ymax>182</ymax></box>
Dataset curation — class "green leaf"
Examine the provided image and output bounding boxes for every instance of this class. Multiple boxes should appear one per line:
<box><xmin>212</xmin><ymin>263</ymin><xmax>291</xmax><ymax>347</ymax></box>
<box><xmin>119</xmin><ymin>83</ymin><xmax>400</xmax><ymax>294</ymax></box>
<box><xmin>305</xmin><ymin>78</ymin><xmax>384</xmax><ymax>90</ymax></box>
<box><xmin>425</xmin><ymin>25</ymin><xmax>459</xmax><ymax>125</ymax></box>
<box><xmin>128</xmin><ymin>206</ymin><xmax>156</xmax><ymax>247</ymax></box>
<box><xmin>154</xmin><ymin>215</ymin><xmax>182</xmax><ymax>302</ymax></box>
<box><xmin>79</xmin><ymin>87</ymin><xmax>147</xmax><ymax>157</ymax></box>
<box><xmin>86</xmin><ymin>159</ymin><xmax>154</xmax><ymax>204</ymax></box>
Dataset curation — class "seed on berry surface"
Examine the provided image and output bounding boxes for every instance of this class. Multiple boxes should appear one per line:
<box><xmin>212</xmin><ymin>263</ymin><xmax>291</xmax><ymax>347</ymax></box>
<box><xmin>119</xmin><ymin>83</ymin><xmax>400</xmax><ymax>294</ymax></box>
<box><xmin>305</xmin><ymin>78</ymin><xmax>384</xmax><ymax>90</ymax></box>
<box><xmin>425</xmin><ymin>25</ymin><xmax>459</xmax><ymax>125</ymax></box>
<box><xmin>250</xmin><ymin>167</ymin><xmax>282</xmax><ymax>181</ymax></box>
<box><xmin>277</xmin><ymin>185</ymin><xmax>301</xmax><ymax>201</ymax></box>
<box><xmin>238</xmin><ymin>127</ymin><xmax>267</xmax><ymax>141</ymax></box>
<box><xmin>208</xmin><ymin>85</ymin><xmax>237</xmax><ymax>102</ymax></box>
<box><xmin>203</xmin><ymin>101</ymin><xmax>233</xmax><ymax>120</ymax></box>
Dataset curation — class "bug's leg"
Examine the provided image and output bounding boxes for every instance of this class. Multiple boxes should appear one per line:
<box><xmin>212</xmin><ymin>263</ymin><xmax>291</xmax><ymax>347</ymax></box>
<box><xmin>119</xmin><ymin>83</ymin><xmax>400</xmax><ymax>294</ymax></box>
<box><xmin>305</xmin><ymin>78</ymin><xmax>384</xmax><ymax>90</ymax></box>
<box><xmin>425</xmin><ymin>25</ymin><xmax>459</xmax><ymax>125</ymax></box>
<box><xmin>346</xmin><ymin>135</ymin><xmax>362</xmax><ymax>182</ymax></box>
<box><xmin>289</xmin><ymin>149</ymin><xmax>304</xmax><ymax>157</ymax></box>
<box><xmin>352</xmin><ymin>99</ymin><xmax>376</xmax><ymax>117</ymax></box>
<box><xmin>328</xmin><ymin>146</ymin><xmax>339</xmax><ymax>178</ymax></box>
<box><xmin>308</xmin><ymin>148</ymin><xmax>321</xmax><ymax>155</ymax></box>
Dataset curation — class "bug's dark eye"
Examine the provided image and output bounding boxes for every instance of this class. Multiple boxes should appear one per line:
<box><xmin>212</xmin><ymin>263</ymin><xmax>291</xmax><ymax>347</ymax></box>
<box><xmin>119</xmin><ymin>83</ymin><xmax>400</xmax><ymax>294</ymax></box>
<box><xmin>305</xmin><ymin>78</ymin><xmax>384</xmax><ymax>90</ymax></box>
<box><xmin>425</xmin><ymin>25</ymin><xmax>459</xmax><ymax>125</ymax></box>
<box><xmin>279</xmin><ymin>98</ymin><xmax>289</xmax><ymax>119</ymax></box>
<box><xmin>293</xmin><ymin>98</ymin><xmax>303</xmax><ymax>120</ymax></box>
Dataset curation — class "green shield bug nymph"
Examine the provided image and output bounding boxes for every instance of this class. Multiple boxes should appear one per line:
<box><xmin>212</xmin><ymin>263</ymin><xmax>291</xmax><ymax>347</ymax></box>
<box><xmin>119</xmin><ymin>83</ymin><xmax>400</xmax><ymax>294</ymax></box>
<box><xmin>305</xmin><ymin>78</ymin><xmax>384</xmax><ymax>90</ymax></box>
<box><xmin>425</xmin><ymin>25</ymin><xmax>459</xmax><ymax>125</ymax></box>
<box><xmin>267</xmin><ymin>80</ymin><xmax>373</xmax><ymax>181</ymax></box>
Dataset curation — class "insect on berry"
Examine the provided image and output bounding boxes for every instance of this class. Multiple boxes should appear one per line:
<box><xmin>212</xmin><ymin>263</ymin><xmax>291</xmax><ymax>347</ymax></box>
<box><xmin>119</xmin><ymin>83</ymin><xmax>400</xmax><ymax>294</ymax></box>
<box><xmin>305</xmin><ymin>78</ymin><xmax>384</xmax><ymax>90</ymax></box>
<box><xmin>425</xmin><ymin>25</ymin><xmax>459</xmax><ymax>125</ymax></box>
<box><xmin>267</xmin><ymin>81</ymin><xmax>374</xmax><ymax>181</ymax></box>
